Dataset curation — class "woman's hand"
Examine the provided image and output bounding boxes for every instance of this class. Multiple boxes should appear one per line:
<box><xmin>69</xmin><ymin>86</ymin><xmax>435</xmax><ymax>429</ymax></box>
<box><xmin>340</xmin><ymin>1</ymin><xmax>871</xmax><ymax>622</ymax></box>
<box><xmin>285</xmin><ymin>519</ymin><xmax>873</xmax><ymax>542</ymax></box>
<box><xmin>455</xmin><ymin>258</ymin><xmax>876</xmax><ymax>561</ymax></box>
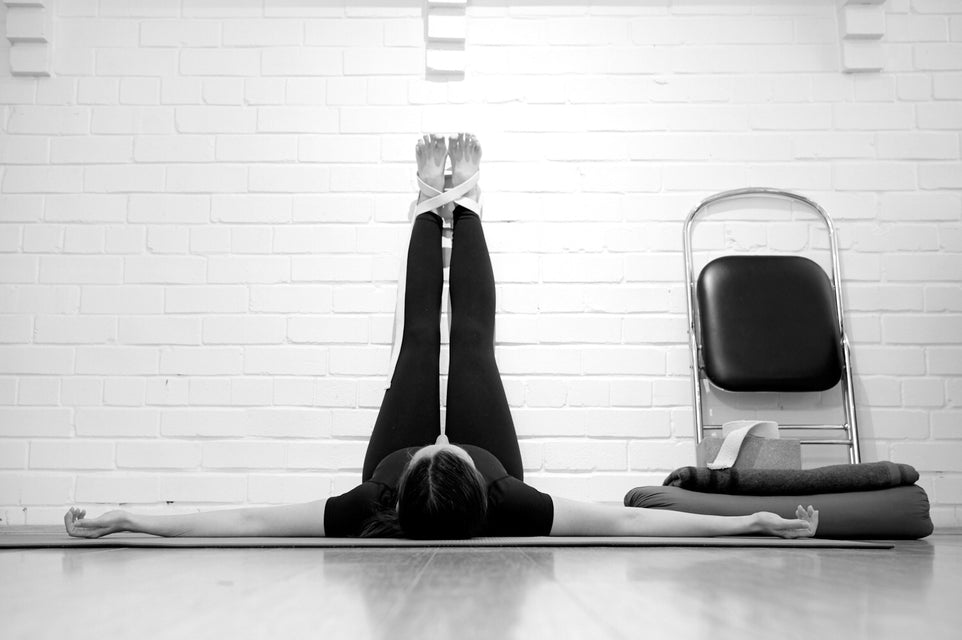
<box><xmin>754</xmin><ymin>505</ymin><xmax>818</xmax><ymax>539</ymax></box>
<box><xmin>64</xmin><ymin>507</ymin><xmax>128</xmax><ymax>538</ymax></box>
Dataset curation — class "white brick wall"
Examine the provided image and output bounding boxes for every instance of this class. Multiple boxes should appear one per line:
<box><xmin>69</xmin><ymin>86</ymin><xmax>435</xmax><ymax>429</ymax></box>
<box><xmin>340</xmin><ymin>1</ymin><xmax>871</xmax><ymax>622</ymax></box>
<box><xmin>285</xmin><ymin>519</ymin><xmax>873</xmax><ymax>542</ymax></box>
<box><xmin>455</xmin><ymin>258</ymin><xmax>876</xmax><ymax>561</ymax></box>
<box><xmin>1</xmin><ymin>1</ymin><xmax>960</xmax><ymax>531</ymax></box>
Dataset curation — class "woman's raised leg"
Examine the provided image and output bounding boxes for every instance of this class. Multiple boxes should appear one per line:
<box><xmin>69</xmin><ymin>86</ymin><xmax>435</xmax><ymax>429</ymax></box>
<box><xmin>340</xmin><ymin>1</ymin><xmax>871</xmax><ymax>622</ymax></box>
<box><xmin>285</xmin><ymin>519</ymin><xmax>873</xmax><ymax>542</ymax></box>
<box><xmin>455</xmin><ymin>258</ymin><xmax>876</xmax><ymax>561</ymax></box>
<box><xmin>443</xmin><ymin>134</ymin><xmax>525</xmax><ymax>480</ymax></box>
<box><xmin>361</xmin><ymin>135</ymin><xmax>447</xmax><ymax>481</ymax></box>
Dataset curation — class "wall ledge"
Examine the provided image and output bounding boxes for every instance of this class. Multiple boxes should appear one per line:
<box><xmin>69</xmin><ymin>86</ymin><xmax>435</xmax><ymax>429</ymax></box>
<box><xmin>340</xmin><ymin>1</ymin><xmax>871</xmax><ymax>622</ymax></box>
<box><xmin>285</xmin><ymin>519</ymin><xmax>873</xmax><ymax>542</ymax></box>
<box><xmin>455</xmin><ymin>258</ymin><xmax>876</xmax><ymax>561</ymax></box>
<box><xmin>3</xmin><ymin>1</ymin><xmax>890</xmax><ymax>79</ymax></box>
<box><xmin>425</xmin><ymin>0</ymin><xmax>467</xmax><ymax>77</ymax></box>
<box><xmin>4</xmin><ymin>0</ymin><xmax>51</xmax><ymax>77</ymax></box>
<box><xmin>838</xmin><ymin>0</ymin><xmax>887</xmax><ymax>73</ymax></box>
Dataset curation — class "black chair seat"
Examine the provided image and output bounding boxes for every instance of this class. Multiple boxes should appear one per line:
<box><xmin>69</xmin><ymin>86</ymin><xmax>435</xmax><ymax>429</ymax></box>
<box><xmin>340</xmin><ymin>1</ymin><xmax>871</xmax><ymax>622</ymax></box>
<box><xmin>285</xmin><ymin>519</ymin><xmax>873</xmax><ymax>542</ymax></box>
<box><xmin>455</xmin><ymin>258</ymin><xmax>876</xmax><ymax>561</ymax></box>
<box><xmin>696</xmin><ymin>255</ymin><xmax>842</xmax><ymax>392</ymax></box>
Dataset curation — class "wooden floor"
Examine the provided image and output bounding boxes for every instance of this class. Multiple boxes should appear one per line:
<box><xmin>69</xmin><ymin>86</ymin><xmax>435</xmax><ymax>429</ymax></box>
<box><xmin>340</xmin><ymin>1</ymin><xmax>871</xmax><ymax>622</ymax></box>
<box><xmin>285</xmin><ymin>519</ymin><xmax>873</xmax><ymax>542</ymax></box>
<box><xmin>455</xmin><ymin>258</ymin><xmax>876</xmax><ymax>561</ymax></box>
<box><xmin>2</xmin><ymin>535</ymin><xmax>960</xmax><ymax>640</ymax></box>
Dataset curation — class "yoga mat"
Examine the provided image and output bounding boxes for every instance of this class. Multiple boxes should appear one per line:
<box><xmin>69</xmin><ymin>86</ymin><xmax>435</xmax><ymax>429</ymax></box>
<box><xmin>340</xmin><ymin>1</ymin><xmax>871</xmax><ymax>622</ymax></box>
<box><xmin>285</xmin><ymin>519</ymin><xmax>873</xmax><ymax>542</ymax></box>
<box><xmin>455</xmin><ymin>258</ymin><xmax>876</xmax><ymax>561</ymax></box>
<box><xmin>0</xmin><ymin>528</ymin><xmax>891</xmax><ymax>549</ymax></box>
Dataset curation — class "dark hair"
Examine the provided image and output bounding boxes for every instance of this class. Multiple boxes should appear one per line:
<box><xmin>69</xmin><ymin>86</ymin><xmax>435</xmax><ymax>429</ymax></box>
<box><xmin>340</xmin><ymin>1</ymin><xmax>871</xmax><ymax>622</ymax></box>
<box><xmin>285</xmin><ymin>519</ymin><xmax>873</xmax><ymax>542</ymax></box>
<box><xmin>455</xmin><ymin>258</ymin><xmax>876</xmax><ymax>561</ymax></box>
<box><xmin>360</xmin><ymin>449</ymin><xmax>488</xmax><ymax>539</ymax></box>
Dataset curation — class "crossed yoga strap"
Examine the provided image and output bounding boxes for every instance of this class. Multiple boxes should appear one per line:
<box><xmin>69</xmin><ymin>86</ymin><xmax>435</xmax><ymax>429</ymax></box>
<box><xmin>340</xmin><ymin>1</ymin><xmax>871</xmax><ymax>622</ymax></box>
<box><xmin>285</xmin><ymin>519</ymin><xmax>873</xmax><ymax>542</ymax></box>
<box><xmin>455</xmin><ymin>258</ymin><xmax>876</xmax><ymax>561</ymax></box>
<box><xmin>413</xmin><ymin>170</ymin><xmax>481</xmax><ymax>218</ymax></box>
<box><xmin>385</xmin><ymin>172</ymin><xmax>483</xmax><ymax>390</ymax></box>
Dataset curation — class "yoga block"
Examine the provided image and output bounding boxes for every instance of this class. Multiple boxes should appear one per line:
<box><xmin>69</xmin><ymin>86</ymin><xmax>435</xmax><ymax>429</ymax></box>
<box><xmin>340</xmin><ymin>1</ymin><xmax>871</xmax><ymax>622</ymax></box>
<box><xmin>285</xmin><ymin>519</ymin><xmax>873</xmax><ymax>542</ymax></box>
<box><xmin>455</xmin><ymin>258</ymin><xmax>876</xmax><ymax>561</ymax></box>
<box><xmin>697</xmin><ymin>434</ymin><xmax>801</xmax><ymax>470</ymax></box>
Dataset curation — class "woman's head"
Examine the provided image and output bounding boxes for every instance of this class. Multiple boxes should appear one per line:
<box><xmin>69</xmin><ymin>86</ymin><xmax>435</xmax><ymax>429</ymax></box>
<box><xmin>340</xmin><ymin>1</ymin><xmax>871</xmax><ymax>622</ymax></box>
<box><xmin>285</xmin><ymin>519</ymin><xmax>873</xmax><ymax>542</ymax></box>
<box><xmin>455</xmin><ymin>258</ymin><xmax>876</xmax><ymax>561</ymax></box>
<box><xmin>395</xmin><ymin>444</ymin><xmax>488</xmax><ymax>539</ymax></box>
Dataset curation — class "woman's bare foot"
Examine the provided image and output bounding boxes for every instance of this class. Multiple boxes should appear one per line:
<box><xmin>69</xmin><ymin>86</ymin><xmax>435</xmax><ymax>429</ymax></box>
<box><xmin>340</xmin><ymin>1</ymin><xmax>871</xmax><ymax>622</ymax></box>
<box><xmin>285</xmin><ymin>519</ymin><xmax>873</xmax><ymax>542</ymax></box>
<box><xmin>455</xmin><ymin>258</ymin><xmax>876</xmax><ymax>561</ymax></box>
<box><xmin>416</xmin><ymin>134</ymin><xmax>447</xmax><ymax>208</ymax></box>
<box><xmin>447</xmin><ymin>132</ymin><xmax>481</xmax><ymax>203</ymax></box>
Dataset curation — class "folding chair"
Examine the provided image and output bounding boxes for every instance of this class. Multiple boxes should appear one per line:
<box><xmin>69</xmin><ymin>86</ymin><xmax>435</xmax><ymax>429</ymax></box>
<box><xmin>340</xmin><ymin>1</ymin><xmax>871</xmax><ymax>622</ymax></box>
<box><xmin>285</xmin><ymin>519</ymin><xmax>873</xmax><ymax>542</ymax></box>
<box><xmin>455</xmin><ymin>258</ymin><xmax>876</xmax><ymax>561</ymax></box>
<box><xmin>683</xmin><ymin>188</ymin><xmax>861</xmax><ymax>464</ymax></box>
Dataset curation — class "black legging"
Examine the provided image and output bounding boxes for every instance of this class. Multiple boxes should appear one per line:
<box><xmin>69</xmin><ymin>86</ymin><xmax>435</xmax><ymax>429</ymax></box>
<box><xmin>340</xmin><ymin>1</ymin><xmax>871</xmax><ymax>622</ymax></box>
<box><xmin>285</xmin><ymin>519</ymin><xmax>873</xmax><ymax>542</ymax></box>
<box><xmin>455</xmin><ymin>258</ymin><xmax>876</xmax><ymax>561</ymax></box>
<box><xmin>361</xmin><ymin>207</ymin><xmax>523</xmax><ymax>482</ymax></box>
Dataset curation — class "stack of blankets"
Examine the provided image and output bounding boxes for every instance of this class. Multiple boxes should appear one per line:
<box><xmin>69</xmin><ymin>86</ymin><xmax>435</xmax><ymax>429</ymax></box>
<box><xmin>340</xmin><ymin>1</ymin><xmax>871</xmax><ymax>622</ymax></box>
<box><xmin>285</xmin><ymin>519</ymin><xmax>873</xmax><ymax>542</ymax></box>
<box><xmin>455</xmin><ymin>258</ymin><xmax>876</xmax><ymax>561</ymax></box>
<box><xmin>625</xmin><ymin>461</ymin><xmax>933</xmax><ymax>539</ymax></box>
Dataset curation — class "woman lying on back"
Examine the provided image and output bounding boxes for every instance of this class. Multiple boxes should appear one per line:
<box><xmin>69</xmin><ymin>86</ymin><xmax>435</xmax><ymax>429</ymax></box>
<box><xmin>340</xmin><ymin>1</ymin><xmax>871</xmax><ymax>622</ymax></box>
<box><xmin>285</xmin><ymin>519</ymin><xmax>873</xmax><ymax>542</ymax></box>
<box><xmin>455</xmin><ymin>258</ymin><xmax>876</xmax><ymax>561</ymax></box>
<box><xmin>65</xmin><ymin>135</ymin><xmax>818</xmax><ymax>541</ymax></box>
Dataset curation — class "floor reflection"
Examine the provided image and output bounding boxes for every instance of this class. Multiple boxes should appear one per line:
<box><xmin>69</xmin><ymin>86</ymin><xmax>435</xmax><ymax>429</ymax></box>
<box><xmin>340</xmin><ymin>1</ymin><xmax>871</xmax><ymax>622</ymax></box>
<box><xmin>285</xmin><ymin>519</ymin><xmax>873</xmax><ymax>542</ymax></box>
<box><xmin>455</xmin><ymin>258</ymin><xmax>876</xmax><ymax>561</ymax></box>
<box><xmin>323</xmin><ymin>547</ymin><xmax>573</xmax><ymax>640</ymax></box>
<box><xmin>2</xmin><ymin>539</ymin><xmax>958</xmax><ymax>640</ymax></box>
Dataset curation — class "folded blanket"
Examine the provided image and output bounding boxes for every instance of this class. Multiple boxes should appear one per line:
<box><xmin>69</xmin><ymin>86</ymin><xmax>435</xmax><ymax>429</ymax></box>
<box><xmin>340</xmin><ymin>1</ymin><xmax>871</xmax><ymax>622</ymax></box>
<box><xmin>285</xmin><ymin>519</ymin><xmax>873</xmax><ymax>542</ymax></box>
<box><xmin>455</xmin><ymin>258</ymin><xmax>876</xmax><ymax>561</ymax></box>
<box><xmin>662</xmin><ymin>461</ymin><xmax>919</xmax><ymax>496</ymax></box>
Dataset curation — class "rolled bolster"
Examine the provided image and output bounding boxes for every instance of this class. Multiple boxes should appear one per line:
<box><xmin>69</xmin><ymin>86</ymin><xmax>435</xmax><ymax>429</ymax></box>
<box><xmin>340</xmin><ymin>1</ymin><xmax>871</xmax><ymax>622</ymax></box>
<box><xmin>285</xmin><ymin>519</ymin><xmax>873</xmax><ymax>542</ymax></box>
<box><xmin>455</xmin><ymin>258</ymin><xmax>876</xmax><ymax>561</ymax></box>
<box><xmin>625</xmin><ymin>484</ymin><xmax>933</xmax><ymax>539</ymax></box>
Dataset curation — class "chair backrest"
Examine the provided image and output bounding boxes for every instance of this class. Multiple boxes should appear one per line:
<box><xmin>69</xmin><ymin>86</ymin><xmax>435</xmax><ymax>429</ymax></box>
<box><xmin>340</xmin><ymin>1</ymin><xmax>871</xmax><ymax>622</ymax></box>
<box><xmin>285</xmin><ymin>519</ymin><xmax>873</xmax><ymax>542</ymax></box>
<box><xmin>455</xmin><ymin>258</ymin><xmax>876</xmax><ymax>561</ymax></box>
<box><xmin>697</xmin><ymin>255</ymin><xmax>842</xmax><ymax>392</ymax></box>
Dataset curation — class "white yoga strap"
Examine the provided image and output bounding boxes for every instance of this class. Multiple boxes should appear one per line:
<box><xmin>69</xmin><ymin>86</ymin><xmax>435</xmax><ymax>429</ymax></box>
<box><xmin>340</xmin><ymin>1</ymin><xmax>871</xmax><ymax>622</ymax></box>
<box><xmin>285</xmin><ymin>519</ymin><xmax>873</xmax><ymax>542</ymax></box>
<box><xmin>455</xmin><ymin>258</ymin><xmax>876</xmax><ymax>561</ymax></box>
<box><xmin>385</xmin><ymin>172</ymin><xmax>482</xmax><ymax>390</ymax></box>
<box><xmin>706</xmin><ymin>420</ymin><xmax>781</xmax><ymax>470</ymax></box>
<box><xmin>413</xmin><ymin>171</ymin><xmax>481</xmax><ymax>218</ymax></box>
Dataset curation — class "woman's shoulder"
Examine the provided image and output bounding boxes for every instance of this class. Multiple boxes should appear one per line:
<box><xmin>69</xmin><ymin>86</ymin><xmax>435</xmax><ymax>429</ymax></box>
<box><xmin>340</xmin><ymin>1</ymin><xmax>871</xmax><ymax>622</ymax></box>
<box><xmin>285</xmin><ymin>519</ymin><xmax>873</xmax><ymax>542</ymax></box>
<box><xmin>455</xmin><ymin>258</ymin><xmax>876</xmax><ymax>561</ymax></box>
<box><xmin>460</xmin><ymin>445</ymin><xmax>511</xmax><ymax>480</ymax></box>
<box><xmin>369</xmin><ymin>447</ymin><xmax>419</xmax><ymax>483</ymax></box>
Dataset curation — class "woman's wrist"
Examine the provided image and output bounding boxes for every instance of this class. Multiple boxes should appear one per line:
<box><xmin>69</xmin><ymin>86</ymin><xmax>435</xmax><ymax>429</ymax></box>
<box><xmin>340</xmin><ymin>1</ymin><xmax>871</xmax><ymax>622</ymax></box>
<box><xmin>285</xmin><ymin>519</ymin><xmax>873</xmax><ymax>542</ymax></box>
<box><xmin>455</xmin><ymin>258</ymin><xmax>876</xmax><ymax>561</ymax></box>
<box><xmin>721</xmin><ymin>513</ymin><xmax>761</xmax><ymax>536</ymax></box>
<box><xmin>120</xmin><ymin>511</ymin><xmax>137</xmax><ymax>533</ymax></box>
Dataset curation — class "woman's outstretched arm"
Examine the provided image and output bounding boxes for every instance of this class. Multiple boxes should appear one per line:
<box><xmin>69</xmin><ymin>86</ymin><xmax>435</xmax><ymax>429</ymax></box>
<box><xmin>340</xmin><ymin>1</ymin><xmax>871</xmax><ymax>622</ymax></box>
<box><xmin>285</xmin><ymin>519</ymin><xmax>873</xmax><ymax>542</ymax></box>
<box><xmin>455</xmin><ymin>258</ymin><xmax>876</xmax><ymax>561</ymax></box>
<box><xmin>64</xmin><ymin>500</ymin><xmax>328</xmax><ymax>539</ymax></box>
<box><xmin>549</xmin><ymin>497</ymin><xmax>817</xmax><ymax>539</ymax></box>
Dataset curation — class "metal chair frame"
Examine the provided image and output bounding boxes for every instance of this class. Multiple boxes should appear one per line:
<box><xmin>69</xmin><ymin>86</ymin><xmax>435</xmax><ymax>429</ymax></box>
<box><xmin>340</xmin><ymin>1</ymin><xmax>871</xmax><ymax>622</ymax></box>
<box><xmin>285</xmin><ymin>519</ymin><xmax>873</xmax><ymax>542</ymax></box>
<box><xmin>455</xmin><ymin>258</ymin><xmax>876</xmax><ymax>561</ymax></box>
<box><xmin>683</xmin><ymin>188</ymin><xmax>861</xmax><ymax>464</ymax></box>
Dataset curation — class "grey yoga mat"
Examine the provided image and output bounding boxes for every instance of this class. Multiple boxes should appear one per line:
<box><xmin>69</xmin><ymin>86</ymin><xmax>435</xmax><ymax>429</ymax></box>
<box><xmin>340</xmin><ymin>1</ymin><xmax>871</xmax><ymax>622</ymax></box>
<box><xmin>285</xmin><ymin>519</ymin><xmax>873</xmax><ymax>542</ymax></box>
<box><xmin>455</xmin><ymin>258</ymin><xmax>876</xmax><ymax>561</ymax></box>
<box><xmin>0</xmin><ymin>528</ymin><xmax>892</xmax><ymax>549</ymax></box>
